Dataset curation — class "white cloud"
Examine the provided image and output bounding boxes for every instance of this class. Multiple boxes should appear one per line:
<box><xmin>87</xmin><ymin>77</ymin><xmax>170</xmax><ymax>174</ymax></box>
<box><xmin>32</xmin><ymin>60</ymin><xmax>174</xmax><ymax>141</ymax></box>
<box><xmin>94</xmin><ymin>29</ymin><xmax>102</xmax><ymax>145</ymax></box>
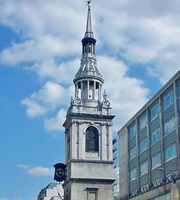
<box><xmin>0</xmin><ymin>35</ymin><xmax>80</xmax><ymax>65</ymax></box>
<box><xmin>17</xmin><ymin>164</ymin><xmax>54</xmax><ymax>177</ymax></box>
<box><xmin>30</xmin><ymin>58</ymin><xmax>79</xmax><ymax>84</ymax></box>
<box><xmin>44</xmin><ymin>109</ymin><xmax>66</xmax><ymax>131</ymax></box>
<box><xmin>21</xmin><ymin>81</ymin><xmax>73</xmax><ymax>118</ymax></box>
<box><xmin>28</xmin><ymin>167</ymin><xmax>54</xmax><ymax>177</ymax></box>
<box><xmin>17</xmin><ymin>164</ymin><xmax>31</xmax><ymax>170</ymax></box>
<box><xmin>21</xmin><ymin>80</ymin><xmax>75</xmax><ymax>132</ymax></box>
<box><xmin>93</xmin><ymin>0</ymin><xmax>180</xmax><ymax>83</ymax></box>
<box><xmin>32</xmin><ymin>81</ymin><xmax>66</xmax><ymax>106</ymax></box>
<box><xmin>0</xmin><ymin>0</ymin><xmax>83</xmax><ymax>65</ymax></box>
<box><xmin>21</xmin><ymin>98</ymin><xmax>47</xmax><ymax>117</ymax></box>
<box><xmin>98</xmin><ymin>56</ymin><xmax>149</xmax><ymax>130</ymax></box>
<box><xmin>0</xmin><ymin>0</ymin><xmax>84</xmax><ymax>37</ymax></box>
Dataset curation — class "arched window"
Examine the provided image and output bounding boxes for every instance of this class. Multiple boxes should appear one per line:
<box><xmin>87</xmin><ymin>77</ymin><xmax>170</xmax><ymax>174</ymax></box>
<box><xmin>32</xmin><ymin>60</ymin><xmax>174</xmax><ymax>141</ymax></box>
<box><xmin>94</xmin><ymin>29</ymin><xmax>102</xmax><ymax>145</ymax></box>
<box><xmin>86</xmin><ymin>126</ymin><xmax>99</xmax><ymax>152</ymax></box>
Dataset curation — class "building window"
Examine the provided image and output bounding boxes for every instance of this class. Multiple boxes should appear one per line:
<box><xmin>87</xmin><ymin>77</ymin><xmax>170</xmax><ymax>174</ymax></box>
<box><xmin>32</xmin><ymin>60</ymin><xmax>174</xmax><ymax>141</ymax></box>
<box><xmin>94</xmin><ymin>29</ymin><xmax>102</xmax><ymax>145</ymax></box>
<box><xmin>139</xmin><ymin>138</ymin><xmax>147</xmax><ymax>153</ymax></box>
<box><xmin>177</xmin><ymin>81</ymin><xmax>180</xmax><ymax>98</ymax></box>
<box><xmin>129</xmin><ymin>124</ymin><xmax>136</xmax><ymax>140</ymax></box>
<box><xmin>130</xmin><ymin>167</ymin><xmax>137</xmax><ymax>181</ymax></box>
<box><xmin>163</xmin><ymin>116</ymin><xmax>176</xmax><ymax>136</ymax></box>
<box><xmin>152</xmin><ymin>152</ymin><xmax>161</xmax><ymax>169</ymax></box>
<box><xmin>151</xmin><ymin>128</ymin><xmax>160</xmax><ymax>145</ymax></box>
<box><xmin>149</xmin><ymin>103</ymin><xmax>159</xmax><ymax>121</ymax></box>
<box><xmin>67</xmin><ymin>138</ymin><xmax>70</xmax><ymax>160</ymax></box>
<box><xmin>86</xmin><ymin>188</ymin><xmax>99</xmax><ymax>200</ymax></box>
<box><xmin>86</xmin><ymin>188</ymin><xmax>98</xmax><ymax>200</ymax></box>
<box><xmin>86</xmin><ymin>126</ymin><xmax>99</xmax><ymax>152</ymax></box>
<box><xmin>165</xmin><ymin>143</ymin><xmax>177</xmax><ymax>161</ymax></box>
<box><xmin>138</xmin><ymin>114</ymin><xmax>147</xmax><ymax>131</ymax></box>
<box><xmin>130</xmin><ymin>146</ymin><xmax>136</xmax><ymax>160</ymax></box>
<box><xmin>88</xmin><ymin>44</ymin><xmax>92</xmax><ymax>53</ymax></box>
<box><xmin>140</xmin><ymin>160</ymin><xmax>148</xmax><ymax>176</ymax></box>
<box><xmin>162</xmin><ymin>90</ymin><xmax>174</xmax><ymax>110</ymax></box>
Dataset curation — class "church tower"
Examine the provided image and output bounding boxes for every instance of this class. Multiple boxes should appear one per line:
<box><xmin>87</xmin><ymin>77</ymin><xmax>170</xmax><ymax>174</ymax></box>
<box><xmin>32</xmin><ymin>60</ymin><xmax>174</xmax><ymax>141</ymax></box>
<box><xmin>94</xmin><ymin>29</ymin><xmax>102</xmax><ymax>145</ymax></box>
<box><xmin>63</xmin><ymin>3</ymin><xmax>115</xmax><ymax>200</ymax></box>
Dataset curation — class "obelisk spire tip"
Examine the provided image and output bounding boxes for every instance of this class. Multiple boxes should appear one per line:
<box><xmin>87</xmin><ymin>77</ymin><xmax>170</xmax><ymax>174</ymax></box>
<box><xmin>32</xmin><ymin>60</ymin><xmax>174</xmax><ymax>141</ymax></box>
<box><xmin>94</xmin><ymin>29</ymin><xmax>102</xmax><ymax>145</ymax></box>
<box><xmin>85</xmin><ymin>0</ymin><xmax>94</xmax><ymax>38</ymax></box>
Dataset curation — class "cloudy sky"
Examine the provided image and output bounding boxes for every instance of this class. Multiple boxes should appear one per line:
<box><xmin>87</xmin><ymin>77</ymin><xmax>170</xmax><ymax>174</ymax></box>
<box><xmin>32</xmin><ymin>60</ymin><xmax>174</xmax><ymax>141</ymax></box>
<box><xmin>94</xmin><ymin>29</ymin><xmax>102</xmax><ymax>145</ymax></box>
<box><xmin>0</xmin><ymin>0</ymin><xmax>180</xmax><ymax>199</ymax></box>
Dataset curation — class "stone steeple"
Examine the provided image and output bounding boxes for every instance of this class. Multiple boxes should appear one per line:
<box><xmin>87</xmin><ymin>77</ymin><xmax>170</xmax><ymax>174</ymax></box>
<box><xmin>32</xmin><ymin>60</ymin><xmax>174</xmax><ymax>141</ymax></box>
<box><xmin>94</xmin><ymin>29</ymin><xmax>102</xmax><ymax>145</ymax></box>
<box><xmin>63</xmin><ymin>4</ymin><xmax>114</xmax><ymax>199</ymax></box>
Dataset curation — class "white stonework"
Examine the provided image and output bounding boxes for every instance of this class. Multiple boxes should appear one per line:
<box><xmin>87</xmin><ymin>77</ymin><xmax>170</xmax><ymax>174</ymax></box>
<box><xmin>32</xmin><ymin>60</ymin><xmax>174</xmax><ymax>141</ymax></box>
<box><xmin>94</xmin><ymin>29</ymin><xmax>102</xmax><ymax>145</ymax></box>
<box><xmin>63</xmin><ymin>4</ymin><xmax>114</xmax><ymax>200</ymax></box>
<box><xmin>37</xmin><ymin>183</ymin><xmax>64</xmax><ymax>200</ymax></box>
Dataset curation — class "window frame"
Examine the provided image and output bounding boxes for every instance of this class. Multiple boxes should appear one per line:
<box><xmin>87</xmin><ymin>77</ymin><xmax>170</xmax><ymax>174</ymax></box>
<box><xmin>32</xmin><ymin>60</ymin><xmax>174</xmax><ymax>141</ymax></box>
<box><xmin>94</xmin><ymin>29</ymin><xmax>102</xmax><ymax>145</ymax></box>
<box><xmin>139</xmin><ymin>138</ymin><xmax>148</xmax><ymax>153</ymax></box>
<box><xmin>152</xmin><ymin>152</ymin><xmax>161</xmax><ymax>169</ymax></box>
<box><xmin>140</xmin><ymin>160</ymin><xmax>148</xmax><ymax>176</ymax></box>
<box><xmin>162</xmin><ymin>90</ymin><xmax>174</xmax><ymax>111</ymax></box>
<box><xmin>151</xmin><ymin>128</ymin><xmax>160</xmax><ymax>145</ymax></box>
<box><xmin>177</xmin><ymin>81</ymin><xmax>180</xmax><ymax>98</ymax></box>
<box><xmin>130</xmin><ymin>167</ymin><xmax>137</xmax><ymax>181</ymax></box>
<box><xmin>163</xmin><ymin>116</ymin><xmax>176</xmax><ymax>136</ymax></box>
<box><xmin>86</xmin><ymin>126</ymin><xmax>99</xmax><ymax>152</ymax></box>
<box><xmin>149</xmin><ymin>103</ymin><xmax>159</xmax><ymax>121</ymax></box>
<box><xmin>86</xmin><ymin>188</ymin><xmax>98</xmax><ymax>200</ymax></box>
<box><xmin>138</xmin><ymin>114</ymin><xmax>147</xmax><ymax>131</ymax></box>
<box><xmin>129</xmin><ymin>146</ymin><xmax>136</xmax><ymax>160</ymax></box>
<box><xmin>165</xmin><ymin>143</ymin><xmax>177</xmax><ymax>162</ymax></box>
<box><xmin>128</xmin><ymin>124</ymin><xmax>136</xmax><ymax>140</ymax></box>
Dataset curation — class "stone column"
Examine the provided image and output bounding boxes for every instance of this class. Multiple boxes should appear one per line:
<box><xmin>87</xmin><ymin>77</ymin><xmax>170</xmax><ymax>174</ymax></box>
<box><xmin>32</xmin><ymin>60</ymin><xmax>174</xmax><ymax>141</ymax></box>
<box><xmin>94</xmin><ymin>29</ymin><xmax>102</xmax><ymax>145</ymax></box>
<box><xmin>71</xmin><ymin>122</ymin><xmax>77</xmax><ymax>159</ymax></box>
<box><xmin>81</xmin><ymin>81</ymin><xmax>83</xmax><ymax>99</ymax></box>
<box><xmin>87</xmin><ymin>80</ymin><xmax>89</xmax><ymax>99</ymax></box>
<box><xmin>101</xmin><ymin>123</ymin><xmax>107</xmax><ymax>160</ymax></box>
<box><xmin>99</xmin><ymin>83</ymin><xmax>102</xmax><ymax>102</ymax></box>
<box><xmin>93</xmin><ymin>81</ymin><xmax>96</xmax><ymax>100</ymax></box>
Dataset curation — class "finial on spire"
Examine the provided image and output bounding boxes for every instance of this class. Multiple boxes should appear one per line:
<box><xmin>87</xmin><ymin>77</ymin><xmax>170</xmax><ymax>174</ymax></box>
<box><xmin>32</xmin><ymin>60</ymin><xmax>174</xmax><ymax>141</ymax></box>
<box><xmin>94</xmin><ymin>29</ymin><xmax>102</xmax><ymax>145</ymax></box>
<box><xmin>84</xmin><ymin>0</ymin><xmax>94</xmax><ymax>38</ymax></box>
<box><xmin>87</xmin><ymin>0</ymin><xmax>91</xmax><ymax>9</ymax></box>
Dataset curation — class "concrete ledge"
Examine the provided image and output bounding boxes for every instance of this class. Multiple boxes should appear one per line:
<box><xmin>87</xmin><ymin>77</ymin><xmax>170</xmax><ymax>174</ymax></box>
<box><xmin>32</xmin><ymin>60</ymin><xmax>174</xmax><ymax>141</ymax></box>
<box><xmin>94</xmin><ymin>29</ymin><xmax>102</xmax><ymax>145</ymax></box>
<box><xmin>69</xmin><ymin>159</ymin><xmax>114</xmax><ymax>164</ymax></box>
<box><xmin>70</xmin><ymin>178</ymin><xmax>115</xmax><ymax>184</ymax></box>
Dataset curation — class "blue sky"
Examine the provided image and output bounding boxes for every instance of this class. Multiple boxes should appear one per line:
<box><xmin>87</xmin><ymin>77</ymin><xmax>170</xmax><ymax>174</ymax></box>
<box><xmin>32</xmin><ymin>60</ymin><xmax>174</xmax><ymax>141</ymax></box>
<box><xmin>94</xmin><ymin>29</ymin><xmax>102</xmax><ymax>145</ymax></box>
<box><xmin>0</xmin><ymin>0</ymin><xmax>180</xmax><ymax>199</ymax></box>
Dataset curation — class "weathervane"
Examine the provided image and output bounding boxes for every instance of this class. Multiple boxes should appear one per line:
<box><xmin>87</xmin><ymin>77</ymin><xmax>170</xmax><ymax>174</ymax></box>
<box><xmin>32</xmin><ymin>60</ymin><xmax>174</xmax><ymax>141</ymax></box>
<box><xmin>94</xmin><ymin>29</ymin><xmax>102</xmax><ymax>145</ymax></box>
<box><xmin>87</xmin><ymin>0</ymin><xmax>91</xmax><ymax>8</ymax></box>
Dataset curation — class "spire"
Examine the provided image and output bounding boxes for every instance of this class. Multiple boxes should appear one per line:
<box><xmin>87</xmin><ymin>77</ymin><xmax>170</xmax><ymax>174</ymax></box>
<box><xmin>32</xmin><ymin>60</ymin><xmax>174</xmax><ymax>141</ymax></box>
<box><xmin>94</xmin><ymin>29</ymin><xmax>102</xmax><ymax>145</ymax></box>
<box><xmin>85</xmin><ymin>3</ymin><xmax>94</xmax><ymax>38</ymax></box>
<box><xmin>73</xmin><ymin>2</ymin><xmax>104</xmax><ymax>104</ymax></box>
<box><xmin>74</xmin><ymin>2</ymin><xmax>103</xmax><ymax>84</ymax></box>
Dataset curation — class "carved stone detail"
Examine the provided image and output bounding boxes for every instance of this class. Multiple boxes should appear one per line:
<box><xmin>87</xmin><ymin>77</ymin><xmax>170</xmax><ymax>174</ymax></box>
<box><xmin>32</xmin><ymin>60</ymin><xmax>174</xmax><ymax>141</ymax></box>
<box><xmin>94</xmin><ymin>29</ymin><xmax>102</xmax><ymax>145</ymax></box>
<box><xmin>101</xmin><ymin>90</ymin><xmax>110</xmax><ymax>107</ymax></box>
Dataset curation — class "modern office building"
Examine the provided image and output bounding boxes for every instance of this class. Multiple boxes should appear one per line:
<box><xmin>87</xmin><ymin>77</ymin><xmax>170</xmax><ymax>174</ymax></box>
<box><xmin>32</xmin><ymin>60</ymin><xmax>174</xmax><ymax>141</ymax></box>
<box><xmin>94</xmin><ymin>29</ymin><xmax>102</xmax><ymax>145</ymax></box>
<box><xmin>118</xmin><ymin>70</ymin><xmax>180</xmax><ymax>200</ymax></box>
